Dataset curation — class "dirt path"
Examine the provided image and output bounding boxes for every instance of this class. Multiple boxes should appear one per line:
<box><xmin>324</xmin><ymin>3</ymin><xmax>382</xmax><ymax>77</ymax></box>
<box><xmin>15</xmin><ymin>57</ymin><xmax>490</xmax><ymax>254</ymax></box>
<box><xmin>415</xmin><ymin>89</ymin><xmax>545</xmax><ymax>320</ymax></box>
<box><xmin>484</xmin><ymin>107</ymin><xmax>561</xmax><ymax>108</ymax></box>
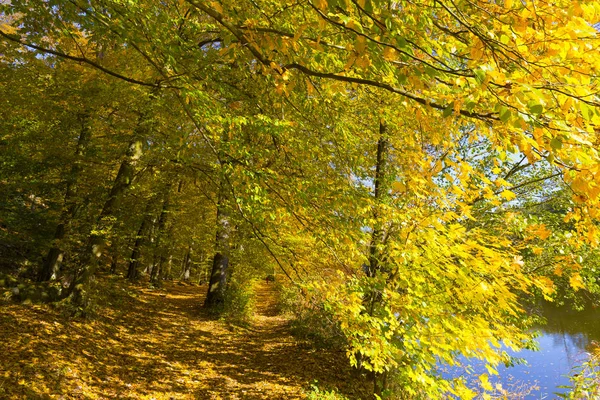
<box><xmin>0</xmin><ymin>278</ymin><xmax>369</xmax><ymax>399</ymax></box>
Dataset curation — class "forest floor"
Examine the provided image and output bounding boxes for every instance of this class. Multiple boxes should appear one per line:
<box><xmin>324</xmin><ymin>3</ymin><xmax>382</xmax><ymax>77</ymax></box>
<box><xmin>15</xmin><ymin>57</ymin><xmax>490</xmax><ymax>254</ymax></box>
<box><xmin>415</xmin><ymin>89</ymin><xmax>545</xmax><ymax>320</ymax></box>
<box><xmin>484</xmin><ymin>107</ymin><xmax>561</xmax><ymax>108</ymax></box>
<box><xmin>0</xmin><ymin>276</ymin><xmax>370</xmax><ymax>399</ymax></box>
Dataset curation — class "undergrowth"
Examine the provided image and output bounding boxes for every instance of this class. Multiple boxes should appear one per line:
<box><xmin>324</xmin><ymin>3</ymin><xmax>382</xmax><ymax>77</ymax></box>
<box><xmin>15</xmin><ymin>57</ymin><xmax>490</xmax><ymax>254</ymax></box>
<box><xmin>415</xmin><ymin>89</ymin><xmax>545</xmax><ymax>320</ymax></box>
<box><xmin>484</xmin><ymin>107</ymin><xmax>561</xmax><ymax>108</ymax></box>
<box><xmin>276</xmin><ymin>281</ymin><xmax>346</xmax><ymax>349</ymax></box>
<box><xmin>221</xmin><ymin>272</ymin><xmax>256</xmax><ymax>324</ymax></box>
<box><xmin>559</xmin><ymin>347</ymin><xmax>600</xmax><ymax>399</ymax></box>
<box><xmin>305</xmin><ymin>382</ymin><xmax>350</xmax><ymax>400</ymax></box>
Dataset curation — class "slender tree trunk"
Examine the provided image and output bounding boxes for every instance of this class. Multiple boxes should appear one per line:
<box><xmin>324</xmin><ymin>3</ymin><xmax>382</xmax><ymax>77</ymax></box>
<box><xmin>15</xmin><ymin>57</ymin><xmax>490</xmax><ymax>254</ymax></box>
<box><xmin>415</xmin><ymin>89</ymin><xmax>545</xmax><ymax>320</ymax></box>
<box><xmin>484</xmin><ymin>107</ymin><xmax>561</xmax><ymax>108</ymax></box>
<box><xmin>127</xmin><ymin>202</ymin><xmax>153</xmax><ymax>281</ymax></box>
<box><xmin>150</xmin><ymin>185</ymin><xmax>172</xmax><ymax>286</ymax></box>
<box><xmin>357</xmin><ymin>121</ymin><xmax>391</xmax><ymax>380</ymax></box>
<box><xmin>165</xmin><ymin>254</ymin><xmax>173</xmax><ymax>280</ymax></box>
<box><xmin>109</xmin><ymin>244</ymin><xmax>119</xmax><ymax>274</ymax></box>
<box><xmin>180</xmin><ymin>243</ymin><xmax>192</xmax><ymax>281</ymax></box>
<box><xmin>68</xmin><ymin>126</ymin><xmax>145</xmax><ymax>306</ymax></box>
<box><xmin>366</xmin><ymin>121</ymin><xmax>390</xmax><ymax>306</ymax></box>
<box><xmin>204</xmin><ymin>177</ymin><xmax>231</xmax><ymax>308</ymax></box>
<box><xmin>39</xmin><ymin>114</ymin><xmax>90</xmax><ymax>281</ymax></box>
<box><xmin>366</xmin><ymin>121</ymin><xmax>392</xmax><ymax>396</ymax></box>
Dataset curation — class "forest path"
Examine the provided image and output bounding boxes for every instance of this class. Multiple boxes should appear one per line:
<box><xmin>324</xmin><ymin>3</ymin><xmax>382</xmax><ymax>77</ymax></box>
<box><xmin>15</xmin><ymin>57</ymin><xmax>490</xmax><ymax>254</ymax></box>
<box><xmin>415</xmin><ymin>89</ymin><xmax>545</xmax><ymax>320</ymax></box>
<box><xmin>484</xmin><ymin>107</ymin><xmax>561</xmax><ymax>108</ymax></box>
<box><xmin>0</xmin><ymin>277</ymin><xmax>368</xmax><ymax>399</ymax></box>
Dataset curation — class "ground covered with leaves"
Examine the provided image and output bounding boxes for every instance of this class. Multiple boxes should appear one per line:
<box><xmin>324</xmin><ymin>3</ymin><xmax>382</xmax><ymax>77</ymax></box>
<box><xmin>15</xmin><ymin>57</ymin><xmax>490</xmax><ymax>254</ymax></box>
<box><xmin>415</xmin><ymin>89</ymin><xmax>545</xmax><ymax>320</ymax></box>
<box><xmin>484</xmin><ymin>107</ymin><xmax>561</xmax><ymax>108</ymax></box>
<box><xmin>0</xmin><ymin>277</ymin><xmax>370</xmax><ymax>399</ymax></box>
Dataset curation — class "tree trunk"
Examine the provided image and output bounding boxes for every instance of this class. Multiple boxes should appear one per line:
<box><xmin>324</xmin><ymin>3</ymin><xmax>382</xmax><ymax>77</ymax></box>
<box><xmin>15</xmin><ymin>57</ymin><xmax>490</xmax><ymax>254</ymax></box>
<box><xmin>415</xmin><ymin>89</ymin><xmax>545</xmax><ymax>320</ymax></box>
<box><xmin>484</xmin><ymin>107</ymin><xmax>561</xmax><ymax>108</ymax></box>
<box><xmin>204</xmin><ymin>177</ymin><xmax>231</xmax><ymax>308</ymax></box>
<box><xmin>127</xmin><ymin>202</ymin><xmax>153</xmax><ymax>281</ymax></box>
<box><xmin>367</xmin><ymin>121</ymin><xmax>392</xmax><ymax>396</ymax></box>
<box><xmin>357</xmin><ymin>121</ymin><xmax>391</xmax><ymax>377</ymax></box>
<box><xmin>165</xmin><ymin>254</ymin><xmax>173</xmax><ymax>280</ymax></box>
<box><xmin>181</xmin><ymin>243</ymin><xmax>192</xmax><ymax>281</ymax></box>
<box><xmin>366</xmin><ymin>121</ymin><xmax>390</xmax><ymax>306</ymax></box>
<box><xmin>68</xmin><ymin>125</ymin><xmax>145</xmax><ymax>306</ymax></box>
<box><xmin>150</xmin><ymin>185</ymin><xmax>172</xmax><ymax>286</ymax></box>
<box><xmin>109</xmin><ymin>244</ymin><xmax>119</xmax><ymax>274</ymax></box>
<box><xmin>39</xmin><ymin>114</ymin><xmax>90</xmax><ymax>281</ymax></box>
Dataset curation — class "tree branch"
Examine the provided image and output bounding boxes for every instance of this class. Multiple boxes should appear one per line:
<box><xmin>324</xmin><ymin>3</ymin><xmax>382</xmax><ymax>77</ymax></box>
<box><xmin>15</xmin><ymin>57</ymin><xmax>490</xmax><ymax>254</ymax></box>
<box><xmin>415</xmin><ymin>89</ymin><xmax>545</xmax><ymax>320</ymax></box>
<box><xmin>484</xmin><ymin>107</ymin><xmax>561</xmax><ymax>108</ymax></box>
<box><xmin>0</xmin><ymin>29</ymin><xmax>166</xmax><ymax>88</ymax></box>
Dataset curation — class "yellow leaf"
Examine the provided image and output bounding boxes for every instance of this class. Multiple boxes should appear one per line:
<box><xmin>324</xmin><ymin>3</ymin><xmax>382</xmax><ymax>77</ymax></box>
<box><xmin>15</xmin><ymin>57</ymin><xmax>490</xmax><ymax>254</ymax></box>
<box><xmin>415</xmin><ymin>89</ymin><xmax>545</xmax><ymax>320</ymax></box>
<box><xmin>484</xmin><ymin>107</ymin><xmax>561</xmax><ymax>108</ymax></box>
<box><xmin>554</xmin><ymin>265</ymin><xmax>564</xmax><ymax>276</ymax></box>
<box><xmin>383</xmin><ymin>47</ymin><xmax>397</xmax><ymax>61</ymax></box>
<box><xmin>210</xmin><ymin>1</ymin><xmax>223</xmax><ymax>13</ymax></box>
<box><xmin>392</xmin><ymin>181</ymin><xmax>406</xmax><ymax>193</ymax></box>
<box><xmin>479</xmin><ymin>373</ymin><xmax>493</xmax><ymax>391</ymax></box>
<box><xmin>528</xmin><ymin>223</ymin><xmax>551</xmax><ymax>240</ymax></box>
<box><xmin>500</xmin><ymin>190</ymin><xmax>516</xmax><ymax>201</ymax></box>
<box><xmin>0</xmin><ymin>23</ymin><xmax>17</xmax><ymax>35</ymax></box>
<box><xmin>485</xmin><ymin>363</ymin><xmax>498</xmax><ymax>376</ymax></box>
<box><xmin>570</xmin><ymin>273</ymin><xmax>585</xmax><ymax>291</ymax></box>
<box><xmin>355</xmin><ymin>37</ymin><xmax>367</xmax><ymax>55</ymax></box>
<box><xmin>534</xmin><ymin>276</ymin><xmax>556</xmax><ymax>300</ymax></box>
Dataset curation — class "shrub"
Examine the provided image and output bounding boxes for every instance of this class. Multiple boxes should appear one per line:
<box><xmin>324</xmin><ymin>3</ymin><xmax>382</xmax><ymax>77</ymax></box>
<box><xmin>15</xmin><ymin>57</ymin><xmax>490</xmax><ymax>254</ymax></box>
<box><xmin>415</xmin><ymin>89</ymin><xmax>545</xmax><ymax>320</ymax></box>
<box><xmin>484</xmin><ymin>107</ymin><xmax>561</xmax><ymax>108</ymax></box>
<box><xmin>222</xmin><ymin>275</ymin><xmax>256</xmax><ymax>324</ymax></box>
<box><xmin>276</xmin><ymin>281</ymin><xmax>345</xmax><ymax>349</ymax></box>
<box><xmin>305</xmin><ymin>382</ymin><xmax>350</xmax><ymax>400</ymax></box>
<box><xmin>559</xmin><ymin>347</ymin><xmax>600</xmax><ymax>399</ymax></box>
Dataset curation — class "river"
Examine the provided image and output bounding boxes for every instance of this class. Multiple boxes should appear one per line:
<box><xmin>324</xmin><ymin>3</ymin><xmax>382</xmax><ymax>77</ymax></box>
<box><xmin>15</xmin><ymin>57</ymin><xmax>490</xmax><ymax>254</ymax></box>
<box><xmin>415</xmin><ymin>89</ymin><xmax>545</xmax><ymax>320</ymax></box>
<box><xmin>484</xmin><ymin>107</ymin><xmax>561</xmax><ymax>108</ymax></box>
<box><xmin>443</xmin><ymin>305</ymin><xmax>600</xmax><ymax>398</ymax></box>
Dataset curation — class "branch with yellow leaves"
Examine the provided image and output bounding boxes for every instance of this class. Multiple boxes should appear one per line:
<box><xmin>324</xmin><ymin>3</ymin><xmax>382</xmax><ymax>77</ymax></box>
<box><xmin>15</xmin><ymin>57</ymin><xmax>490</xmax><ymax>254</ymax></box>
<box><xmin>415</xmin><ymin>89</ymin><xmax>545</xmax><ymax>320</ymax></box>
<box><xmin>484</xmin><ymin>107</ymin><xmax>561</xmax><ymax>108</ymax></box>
<box><xmin>184</xmin><ymin>0</ymin><xmax>500</xmax><ymax>122</ymax></box>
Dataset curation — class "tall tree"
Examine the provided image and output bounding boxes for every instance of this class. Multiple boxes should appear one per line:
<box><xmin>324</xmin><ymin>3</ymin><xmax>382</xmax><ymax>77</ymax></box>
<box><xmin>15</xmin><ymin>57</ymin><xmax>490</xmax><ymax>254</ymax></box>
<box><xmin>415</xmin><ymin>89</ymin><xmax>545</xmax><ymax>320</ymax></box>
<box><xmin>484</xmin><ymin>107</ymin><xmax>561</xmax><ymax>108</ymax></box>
<box><xmin>68</xmin><ymin>117</ymin><xmax>147</xmax><ymax>306</ymax></box>
<box><xmin>40</xmin><ymin>113</ymin><xmax>91</xmax><ymax>281</ymax></box>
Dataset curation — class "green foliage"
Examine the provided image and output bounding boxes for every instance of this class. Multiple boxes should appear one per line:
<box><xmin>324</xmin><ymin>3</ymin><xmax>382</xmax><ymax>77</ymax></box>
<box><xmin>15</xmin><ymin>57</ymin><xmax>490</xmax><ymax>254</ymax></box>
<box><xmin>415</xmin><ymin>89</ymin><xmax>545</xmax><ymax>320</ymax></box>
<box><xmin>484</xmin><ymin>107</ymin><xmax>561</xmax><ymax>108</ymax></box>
<box><xmin>277</xmin><ymin>282</ymin><xmax>345</xmax><ymax>349</ymax></box>
<box><xmin>221</xmin><ymin>273</ymin><xmax>256</xmax><ymax>324</ymax></box>
<box><xmin>558</xmin><ymin>352</ymin><xmax>600</xmax><ymax>399</ymax></box>
<box><xmin>58</xmin><ymin>281</ymin><xmax>99</xmax><ymax>318</ymax></box>
<box><xmin>305</xmin><ymin>382</ymin><xmax>350</xmax><ymax>400</ymax></box>
<box><xmin>275</xmin><ymin>280</ymin><xmax>301</xmax><ymax>315</ymax></box>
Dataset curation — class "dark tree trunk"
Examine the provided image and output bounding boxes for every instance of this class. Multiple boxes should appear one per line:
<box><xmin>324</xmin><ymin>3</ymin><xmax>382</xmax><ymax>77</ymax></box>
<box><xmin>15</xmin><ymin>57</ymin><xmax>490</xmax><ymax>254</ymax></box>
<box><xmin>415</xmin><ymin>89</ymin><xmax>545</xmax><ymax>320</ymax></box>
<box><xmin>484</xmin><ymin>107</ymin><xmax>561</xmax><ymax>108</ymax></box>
<box><xmin>204</xmin><ymin>178</ymin><xmax>231</xmax><ymax>308</ymax></box>
<box><xmin>150</xmin><ymin>185</ymin><xmax>172</xmax><ymax>286</ymax></box>
<box><xmin>366</xmin><ymin>121</ymin><xmax>390</xmax><ymax>305</ymax></box>
<box><xmin>127</xmin><ymin>202</ymin><xmax>153</xmax><ymax>281</ymax></box>
<box><xmin>109</xmin><ymin>244</ymin><xmax>119</xmax><ymax>274</ymax></box>
<box><xmin>39</xmin><ymin>114</ymin><xmax>90</xmax><ymax>281</ymax></box>
<box><xmin>358</xmin><ymin>121</ymin><xmax>391</xmax><ymax>376</ymax></box>
<box><xmin>180</xmin><ymin>243</ymin><xmax>192</xmax><ymax>281</ymax></box>
<box><xmin>367</xmin><ymin>122</ymin><xmax>393</xmax><ymax>397</ymax></box>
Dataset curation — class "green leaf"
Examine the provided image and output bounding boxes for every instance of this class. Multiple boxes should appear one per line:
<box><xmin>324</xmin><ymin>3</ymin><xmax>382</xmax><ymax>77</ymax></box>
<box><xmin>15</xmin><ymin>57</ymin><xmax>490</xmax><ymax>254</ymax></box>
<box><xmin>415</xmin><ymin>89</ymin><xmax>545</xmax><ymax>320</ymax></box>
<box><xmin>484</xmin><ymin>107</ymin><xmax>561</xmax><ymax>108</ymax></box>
<box><xmin>424</xmin><ymin>65</ymin><xmax>437</xmax><ymax>77</ymax></box>
<box><xmin>550</xmin><ymin>137</ymin><xmax>563</xmax><ymax>150</ymax></box>
<box><xmin>443</xmin><ymin>102</ymin><xmax>454</xmax><ymax>118</ymax></box>
<box><xmin>499</xmin><ymin>106</ymin><xmax>511</xmax><ymax>122</ymax></box>
<box><xmin>396</xmin><ymin>37</ymin><xmax>408</xmax><ymax>50</ymax></box>
<box><xmin>474</xmin><ymin>69</ymin><xmax>486</xmax><ymax>84</ymax></box>
<box><xmin>528</xmin><ymin>101</ymin><xmax>543</xmax><ymax>115</ymax></box>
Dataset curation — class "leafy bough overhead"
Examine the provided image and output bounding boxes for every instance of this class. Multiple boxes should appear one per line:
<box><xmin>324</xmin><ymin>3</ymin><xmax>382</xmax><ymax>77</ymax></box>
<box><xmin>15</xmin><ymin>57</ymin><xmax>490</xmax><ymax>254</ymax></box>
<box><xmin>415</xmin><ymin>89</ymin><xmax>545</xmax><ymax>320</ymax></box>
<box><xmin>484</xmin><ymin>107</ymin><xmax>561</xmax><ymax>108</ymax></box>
<box><xmin>3</xmin><ymin>1</ymin><xmax>599</xmax><ymax>124</ymax></box>
<box><xmin>3</xmin><ymin>0</ymin><xmax>599</xmax><ymax>203</ymax></box>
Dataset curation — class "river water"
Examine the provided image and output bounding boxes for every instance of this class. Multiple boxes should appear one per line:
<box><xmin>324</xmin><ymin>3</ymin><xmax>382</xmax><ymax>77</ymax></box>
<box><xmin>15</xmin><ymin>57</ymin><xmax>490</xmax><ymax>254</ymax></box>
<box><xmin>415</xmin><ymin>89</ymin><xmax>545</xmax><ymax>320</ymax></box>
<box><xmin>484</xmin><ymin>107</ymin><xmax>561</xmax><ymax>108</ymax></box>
<box><xmin>443</xmin><ymin>305</ymin><xmax>600</xmax><ymax>398</ymax></box>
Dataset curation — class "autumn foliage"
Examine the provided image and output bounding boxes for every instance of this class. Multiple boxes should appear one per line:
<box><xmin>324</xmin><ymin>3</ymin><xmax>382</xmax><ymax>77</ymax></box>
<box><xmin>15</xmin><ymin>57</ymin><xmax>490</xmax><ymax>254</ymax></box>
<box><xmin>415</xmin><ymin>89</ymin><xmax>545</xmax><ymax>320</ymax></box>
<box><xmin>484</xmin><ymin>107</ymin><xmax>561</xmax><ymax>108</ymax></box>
<box><xmin>1</xmin><ymin>0</ymin><xmax>600</xmax><ymax>397</ymax></box>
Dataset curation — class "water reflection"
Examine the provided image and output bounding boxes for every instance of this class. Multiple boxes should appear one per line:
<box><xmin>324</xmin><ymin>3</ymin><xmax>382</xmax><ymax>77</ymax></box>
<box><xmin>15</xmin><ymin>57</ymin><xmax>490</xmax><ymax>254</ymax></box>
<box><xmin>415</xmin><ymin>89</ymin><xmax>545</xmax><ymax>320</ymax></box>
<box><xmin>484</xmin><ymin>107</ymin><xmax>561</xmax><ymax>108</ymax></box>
<box><xmin>540</xmin><ymin>305</ymin><xmax>600</xmax><ymax>353</ymax></box>
<box><xmin>443</xmin><ymin>304</ymin><xmax>600</xmax><ymax>398</ymax></box>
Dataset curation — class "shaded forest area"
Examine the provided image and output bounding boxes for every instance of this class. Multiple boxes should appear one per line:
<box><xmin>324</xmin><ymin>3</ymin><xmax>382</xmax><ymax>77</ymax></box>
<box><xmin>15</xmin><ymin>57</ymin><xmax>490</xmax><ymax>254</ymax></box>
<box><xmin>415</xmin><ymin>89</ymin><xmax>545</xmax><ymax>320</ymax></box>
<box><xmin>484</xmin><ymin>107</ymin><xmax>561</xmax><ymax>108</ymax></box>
<box><xmin>2</xmin><ymin>0</ymin><xmax>600</xmax><ymax>398</ymax></box>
